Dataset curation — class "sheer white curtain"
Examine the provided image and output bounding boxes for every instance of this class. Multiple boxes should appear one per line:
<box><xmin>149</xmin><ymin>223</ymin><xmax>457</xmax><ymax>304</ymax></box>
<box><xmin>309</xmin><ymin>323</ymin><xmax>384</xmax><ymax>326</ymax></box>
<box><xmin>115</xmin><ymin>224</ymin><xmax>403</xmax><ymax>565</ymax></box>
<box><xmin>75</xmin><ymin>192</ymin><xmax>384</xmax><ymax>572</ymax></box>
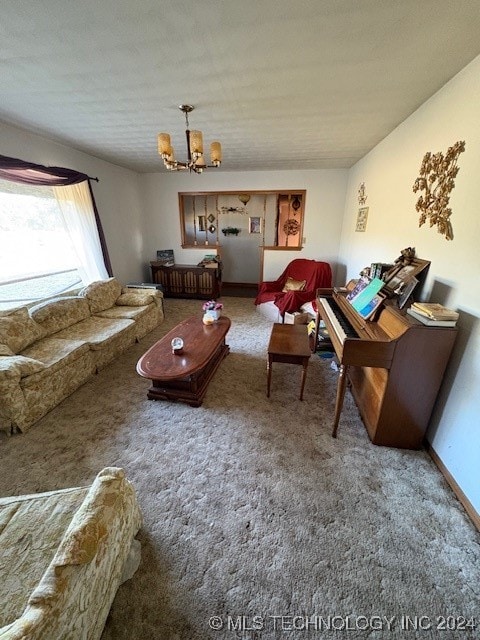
<box><xmin>53</xmin><ymin>181</ymin><xmax>109</xmax><ymax>284</ymax></box>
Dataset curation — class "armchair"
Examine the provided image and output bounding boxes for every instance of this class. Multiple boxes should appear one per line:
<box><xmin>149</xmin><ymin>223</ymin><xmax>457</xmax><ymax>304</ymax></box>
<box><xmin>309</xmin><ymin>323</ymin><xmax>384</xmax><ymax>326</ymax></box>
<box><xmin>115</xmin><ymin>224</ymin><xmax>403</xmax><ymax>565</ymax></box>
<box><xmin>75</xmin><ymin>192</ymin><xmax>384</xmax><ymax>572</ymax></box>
<box><xmin>255</xmin><ymin>259</ymin><xmax>332</xmax><ymax>318</ymax></box>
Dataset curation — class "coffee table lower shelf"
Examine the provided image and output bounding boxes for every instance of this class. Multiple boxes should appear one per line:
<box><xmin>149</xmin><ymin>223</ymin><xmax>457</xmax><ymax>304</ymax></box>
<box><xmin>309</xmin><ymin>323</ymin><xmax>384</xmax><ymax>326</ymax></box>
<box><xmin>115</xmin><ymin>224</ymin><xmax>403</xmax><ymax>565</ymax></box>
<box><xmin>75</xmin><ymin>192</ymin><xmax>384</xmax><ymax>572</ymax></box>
<box><xmin>146</xmin><ymin>342</ymin><xmax>230</xmax><ymax>407</ymax></box>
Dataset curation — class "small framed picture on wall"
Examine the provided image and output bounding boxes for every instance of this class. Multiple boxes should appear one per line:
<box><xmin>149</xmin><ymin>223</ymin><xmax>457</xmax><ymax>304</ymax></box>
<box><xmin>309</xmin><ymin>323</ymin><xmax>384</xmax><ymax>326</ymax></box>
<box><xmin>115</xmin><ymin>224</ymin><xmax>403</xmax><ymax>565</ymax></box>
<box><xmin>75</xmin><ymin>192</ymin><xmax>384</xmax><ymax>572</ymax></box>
<box><xmin>249</xmin><ymin>216</ymin><xmax>262</xmax><ymax>234</ymax></box>
<box><xmin>355</xmin><ymin>207</ymin><xmax>369</xmax><ymax>232</ymax></box>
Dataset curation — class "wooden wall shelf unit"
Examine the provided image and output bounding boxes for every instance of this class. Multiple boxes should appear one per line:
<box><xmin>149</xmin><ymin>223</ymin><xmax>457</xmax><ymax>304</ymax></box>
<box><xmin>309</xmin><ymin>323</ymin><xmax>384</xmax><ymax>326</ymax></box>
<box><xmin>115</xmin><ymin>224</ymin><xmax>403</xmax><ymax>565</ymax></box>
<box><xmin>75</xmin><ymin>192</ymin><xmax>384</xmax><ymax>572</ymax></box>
<box><xmin>179</xmin><ymin>190</ymin><xmax>306</xmax><ymax>249</ymax></box>
<box><xmin>150</xmin><ymin>262</ymin><xmax>221</xmax><ymax>299</ymax></box>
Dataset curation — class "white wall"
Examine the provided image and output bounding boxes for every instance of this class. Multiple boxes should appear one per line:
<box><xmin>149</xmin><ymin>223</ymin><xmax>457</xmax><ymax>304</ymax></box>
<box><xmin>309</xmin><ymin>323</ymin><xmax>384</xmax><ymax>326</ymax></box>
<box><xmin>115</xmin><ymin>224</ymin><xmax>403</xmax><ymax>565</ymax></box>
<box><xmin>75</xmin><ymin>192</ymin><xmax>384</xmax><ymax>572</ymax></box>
<box><xmin>137</xmin><ymin>169</ymin><xmax>348</xmax><ymax>282</ymax></box>
<box><xmin>339</xmin><ymin>55</ymin><xmax>480</xmax><ymax>514</ymax></box>
<box><xmin>0</xmin><ymin>122</ymin><xmax>144</xmax><ymax>284</ymax></box>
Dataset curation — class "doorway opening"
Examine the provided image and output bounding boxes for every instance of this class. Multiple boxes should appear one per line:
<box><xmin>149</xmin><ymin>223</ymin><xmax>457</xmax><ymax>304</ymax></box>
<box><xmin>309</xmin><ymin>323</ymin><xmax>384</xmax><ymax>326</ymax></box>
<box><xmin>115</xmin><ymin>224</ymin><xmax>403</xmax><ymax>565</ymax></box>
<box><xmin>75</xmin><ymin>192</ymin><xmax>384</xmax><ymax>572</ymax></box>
<box><xmin>178</xmin><ymin>190</ymin><xmax>306</xmax><ymax>292</ymax></box>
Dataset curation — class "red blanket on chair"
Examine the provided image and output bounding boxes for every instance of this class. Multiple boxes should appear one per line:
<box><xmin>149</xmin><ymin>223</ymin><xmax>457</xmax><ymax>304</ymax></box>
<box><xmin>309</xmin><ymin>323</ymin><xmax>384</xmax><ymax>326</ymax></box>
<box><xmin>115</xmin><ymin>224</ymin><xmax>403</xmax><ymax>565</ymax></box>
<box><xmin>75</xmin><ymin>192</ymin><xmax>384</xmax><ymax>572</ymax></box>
<box><xmin>254</xmin><ymin>259</ymin><xmax>332</xmax><ymax>316</ymax></box>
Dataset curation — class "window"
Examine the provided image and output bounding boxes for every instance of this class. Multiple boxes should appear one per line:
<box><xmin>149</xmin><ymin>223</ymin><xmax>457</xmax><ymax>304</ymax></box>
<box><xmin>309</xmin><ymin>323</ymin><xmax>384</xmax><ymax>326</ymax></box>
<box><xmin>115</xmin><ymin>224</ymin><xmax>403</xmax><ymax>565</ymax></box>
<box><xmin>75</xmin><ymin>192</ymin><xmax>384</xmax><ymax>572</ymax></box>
<box><xmin>0</xmin><ymin>179</ymin><xmax>82</xmax><ymax>310</ymax></box>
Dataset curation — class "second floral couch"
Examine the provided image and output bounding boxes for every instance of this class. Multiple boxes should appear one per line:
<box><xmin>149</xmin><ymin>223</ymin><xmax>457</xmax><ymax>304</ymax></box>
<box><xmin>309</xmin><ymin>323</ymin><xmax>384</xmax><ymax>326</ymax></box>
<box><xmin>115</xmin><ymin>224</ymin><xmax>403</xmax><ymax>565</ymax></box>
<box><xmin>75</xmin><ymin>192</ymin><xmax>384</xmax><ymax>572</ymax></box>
<box><xmin>0</xmin><ymin>467</ymin><xmax>142</xmax><ymax>639</ymax></box>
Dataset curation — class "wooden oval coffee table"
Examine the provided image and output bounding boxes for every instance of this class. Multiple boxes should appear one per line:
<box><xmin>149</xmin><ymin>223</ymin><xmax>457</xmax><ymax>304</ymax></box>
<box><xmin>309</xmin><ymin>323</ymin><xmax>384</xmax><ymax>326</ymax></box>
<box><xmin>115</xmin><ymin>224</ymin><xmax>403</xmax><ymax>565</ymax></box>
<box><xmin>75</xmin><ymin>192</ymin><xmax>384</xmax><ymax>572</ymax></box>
<box><xmin>136</xmin><ymin>315</ymin><xmax>231</xmax><ymax>406</ymax></box>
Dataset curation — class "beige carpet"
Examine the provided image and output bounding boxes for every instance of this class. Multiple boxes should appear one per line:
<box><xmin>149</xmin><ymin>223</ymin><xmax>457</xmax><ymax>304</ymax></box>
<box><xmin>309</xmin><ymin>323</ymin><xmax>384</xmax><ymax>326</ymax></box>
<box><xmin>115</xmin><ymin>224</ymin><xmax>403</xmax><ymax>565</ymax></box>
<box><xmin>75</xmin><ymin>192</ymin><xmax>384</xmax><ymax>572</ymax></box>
<box><xmin>1</xmin><ymin>297</ymin><xmax>478</xmax><ymax>640</ymax></box>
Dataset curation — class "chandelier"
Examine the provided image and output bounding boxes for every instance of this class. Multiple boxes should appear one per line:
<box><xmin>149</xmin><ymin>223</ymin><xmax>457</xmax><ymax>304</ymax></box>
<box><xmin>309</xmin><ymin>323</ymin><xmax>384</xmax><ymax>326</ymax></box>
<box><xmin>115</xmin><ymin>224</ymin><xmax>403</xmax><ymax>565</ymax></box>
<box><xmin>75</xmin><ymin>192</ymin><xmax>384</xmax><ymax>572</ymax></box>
<box><xmin>157</xmin><ymin>105</ymin><xmax>222</xmax><ymax>173</ymax></box>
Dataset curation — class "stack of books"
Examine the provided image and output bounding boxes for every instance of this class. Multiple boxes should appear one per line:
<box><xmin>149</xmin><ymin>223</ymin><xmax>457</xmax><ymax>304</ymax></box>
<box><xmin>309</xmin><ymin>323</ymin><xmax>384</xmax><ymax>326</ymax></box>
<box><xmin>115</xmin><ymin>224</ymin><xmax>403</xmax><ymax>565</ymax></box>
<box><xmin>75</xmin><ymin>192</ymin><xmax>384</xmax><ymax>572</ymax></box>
<box><xmin>369</xmin><ymin>262</ymin><xmax>392</xmax><ymax>279</ymax></box>
<box><xmin>407</xmin><ymin>302</ymin><xmax>459</xmax><ymax>327</ymax></box>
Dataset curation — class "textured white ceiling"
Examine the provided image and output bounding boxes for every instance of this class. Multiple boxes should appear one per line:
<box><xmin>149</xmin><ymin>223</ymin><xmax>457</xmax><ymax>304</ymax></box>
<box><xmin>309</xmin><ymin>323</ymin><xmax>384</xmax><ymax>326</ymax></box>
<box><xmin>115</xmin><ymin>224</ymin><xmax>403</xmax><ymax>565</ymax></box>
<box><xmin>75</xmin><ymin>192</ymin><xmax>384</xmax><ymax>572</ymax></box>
<box><xmin>1</xmin><ymin>0</ymin><xmax>480</xmax><ymax>173</ymax></box>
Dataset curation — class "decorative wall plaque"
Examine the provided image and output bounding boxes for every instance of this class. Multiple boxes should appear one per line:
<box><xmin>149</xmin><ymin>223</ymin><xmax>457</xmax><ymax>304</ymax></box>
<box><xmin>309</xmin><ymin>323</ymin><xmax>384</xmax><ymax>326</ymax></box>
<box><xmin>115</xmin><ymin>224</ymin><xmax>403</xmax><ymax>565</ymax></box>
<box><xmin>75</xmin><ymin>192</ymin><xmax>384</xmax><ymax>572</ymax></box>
<box><xmin>413</xmin><ymin>141</ymin><xmax>465</xmax><ymax>241</ymax></box>
<box><xmin>358</xmin><ymin>182</ymin><xmax>367</xmax><ymax>205</ymax></box>
<box><xmin>355</xmin><ymin>207</ymin><xmax>369</xmax><ymax>232</ymax></box>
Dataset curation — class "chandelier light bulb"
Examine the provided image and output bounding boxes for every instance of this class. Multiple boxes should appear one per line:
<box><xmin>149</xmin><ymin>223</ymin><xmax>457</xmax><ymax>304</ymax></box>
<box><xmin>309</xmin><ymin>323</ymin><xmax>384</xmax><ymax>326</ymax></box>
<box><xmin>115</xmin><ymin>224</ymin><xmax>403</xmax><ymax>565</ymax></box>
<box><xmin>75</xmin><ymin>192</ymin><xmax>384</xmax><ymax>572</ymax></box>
<box><xmin>158</xmin><ymin>133</ymin><xmax>171</xmax><ymax>158</ymax></box>
<box><xmin>210</xmin><ymin>141</ymin><xmax>222</xmax><ymax>166</ymax></box>
<box><xmin>189</xmin><ymin>130</ymin><xmax>204</xmax><ymax>159</ymax></box>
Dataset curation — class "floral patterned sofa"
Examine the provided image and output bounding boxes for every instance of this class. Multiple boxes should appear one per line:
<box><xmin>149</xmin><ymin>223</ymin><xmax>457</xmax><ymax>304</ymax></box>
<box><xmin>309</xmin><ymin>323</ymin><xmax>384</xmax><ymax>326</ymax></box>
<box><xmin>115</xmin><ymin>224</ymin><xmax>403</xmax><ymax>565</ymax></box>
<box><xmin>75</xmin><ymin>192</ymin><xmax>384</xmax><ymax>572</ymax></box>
<box><xmin>0</xmin><ymin>278</ymin><xmax>163</xmax><ymax>434</ymax></box>
<box><xmin>0</xmin><ymin>467</ymin><xmax>142</xmax><ymax>640</ymax></box>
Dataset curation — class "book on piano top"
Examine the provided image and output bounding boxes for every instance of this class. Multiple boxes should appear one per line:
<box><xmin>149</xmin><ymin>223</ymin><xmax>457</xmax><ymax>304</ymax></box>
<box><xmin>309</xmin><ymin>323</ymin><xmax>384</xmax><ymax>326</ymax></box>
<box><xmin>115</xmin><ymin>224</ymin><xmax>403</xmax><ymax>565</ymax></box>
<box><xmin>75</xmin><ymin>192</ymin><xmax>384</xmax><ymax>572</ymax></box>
<box><xmin>410</xmin><ymin>302</ymin><xmax>459</xmax><ymax>321</ymax></box>
<box><xmin>407</xmin><ymin>307</ymin><xmax>457</xmax><ymax>327</ymax></box>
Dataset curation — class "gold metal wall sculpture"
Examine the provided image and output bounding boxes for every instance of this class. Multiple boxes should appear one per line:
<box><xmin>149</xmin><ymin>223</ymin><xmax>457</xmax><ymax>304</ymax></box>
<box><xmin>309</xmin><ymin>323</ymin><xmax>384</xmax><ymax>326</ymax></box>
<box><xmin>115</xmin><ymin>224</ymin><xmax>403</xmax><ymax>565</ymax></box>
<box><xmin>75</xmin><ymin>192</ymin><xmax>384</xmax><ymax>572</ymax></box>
<box><xmin>413</xmin><ymin>140</ymin><xmax>465</xmax><ymax>241</ymax></box>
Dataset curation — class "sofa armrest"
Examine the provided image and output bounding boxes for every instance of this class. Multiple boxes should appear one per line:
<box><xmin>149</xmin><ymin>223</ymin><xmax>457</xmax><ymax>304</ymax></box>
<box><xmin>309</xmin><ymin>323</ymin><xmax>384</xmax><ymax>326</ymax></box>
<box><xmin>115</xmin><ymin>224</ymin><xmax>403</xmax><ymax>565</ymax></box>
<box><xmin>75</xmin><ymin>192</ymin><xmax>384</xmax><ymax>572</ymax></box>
<box><xmin>0</xmin><ymin>355</ymin><xmax>46</xmax><ymax>381</ymax></box>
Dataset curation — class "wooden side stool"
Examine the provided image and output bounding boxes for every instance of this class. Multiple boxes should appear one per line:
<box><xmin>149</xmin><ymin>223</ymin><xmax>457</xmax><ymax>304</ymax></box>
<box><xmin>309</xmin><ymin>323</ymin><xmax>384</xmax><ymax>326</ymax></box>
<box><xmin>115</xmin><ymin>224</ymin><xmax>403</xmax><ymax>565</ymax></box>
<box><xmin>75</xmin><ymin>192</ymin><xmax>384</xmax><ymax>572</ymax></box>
<box><xmin>267</xmin><ymin>323</ymin><xmax>311</xmax><ymax>400</ymax></box>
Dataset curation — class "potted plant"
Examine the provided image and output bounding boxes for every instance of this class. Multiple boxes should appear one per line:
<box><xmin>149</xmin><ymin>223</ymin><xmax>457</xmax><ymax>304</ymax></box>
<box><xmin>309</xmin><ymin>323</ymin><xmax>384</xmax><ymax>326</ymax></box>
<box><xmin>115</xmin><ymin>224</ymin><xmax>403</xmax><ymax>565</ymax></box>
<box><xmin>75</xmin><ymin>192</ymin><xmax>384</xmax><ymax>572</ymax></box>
<box><xmin>221</xmin><ymin>227</ymin><xmax>241</xmax><ymax>236</ymax></box>
<box><xmin>202</xmin><ymin>300</ymin><xmax>223</xmax><ymax>323</ymax></box>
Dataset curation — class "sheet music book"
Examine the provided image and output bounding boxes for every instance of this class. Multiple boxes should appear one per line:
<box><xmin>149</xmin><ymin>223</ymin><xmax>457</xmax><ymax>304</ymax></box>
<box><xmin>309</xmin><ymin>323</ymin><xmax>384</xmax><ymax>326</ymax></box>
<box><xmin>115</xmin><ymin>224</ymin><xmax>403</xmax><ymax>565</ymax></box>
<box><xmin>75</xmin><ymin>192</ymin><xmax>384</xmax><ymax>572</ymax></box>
<box><xmin>349</xmin><ymin>277</ymin><xmax>385</xmax><ymax>314</ymax></box>
<box><xmin>355</xmin><ymin>292</ymin><xmax>386</xmax><ymax>320</ymax></box>
<box><xmin>346</xmin><ymin>276</ymin><xmax>370</xmax><ymax>302</ymax></box>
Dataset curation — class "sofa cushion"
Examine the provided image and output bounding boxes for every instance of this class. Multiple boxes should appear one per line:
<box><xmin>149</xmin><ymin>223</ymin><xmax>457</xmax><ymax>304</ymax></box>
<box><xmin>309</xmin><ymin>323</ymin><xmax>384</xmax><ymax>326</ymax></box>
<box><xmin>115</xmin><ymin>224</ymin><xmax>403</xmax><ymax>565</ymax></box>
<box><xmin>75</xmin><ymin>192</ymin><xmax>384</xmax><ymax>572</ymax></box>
<box><xmin>0</xmin><ymin>307</ymin><xmax>45</xmax><ymax>354</ymax></box>
<box><xmin>21</xmin><ymin>337</ymin><xmax>91</xmax><ymax>385</ymax></box>
<box><xmin>79</xmin><ymin>278</ymin><xmax>122</xmax><ymax>314</ymax></box>
<box><xmin>54</xmin><ymin>316</ymin><xmax>134</xmax><ymax>351</ymax></box>
<box><xmin>29</xmin><ymin>297</ymin><xmax>91</xmax><ymax>336</ymax></box>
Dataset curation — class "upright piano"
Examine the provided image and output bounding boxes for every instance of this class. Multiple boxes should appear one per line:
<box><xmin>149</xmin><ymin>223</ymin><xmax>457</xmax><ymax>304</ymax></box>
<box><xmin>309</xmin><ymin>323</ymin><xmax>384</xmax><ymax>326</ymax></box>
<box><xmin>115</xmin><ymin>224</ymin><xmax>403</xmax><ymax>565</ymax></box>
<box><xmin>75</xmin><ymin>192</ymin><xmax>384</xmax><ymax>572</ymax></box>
<box><xmin>316</xmin><ymin>288</ymin><xmax>457</xmax><ymax>449</ymax></box>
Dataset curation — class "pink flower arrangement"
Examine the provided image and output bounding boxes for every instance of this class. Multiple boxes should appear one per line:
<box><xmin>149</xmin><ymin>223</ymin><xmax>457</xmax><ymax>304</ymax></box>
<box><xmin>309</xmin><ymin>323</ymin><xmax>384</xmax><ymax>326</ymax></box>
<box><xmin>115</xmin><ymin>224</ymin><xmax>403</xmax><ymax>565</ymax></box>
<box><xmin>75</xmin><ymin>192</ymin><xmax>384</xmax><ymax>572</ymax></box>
<box><xmin>202</xmin><ymin>300</ymin><xmax>223</xmax><ymax>311</ymax></box>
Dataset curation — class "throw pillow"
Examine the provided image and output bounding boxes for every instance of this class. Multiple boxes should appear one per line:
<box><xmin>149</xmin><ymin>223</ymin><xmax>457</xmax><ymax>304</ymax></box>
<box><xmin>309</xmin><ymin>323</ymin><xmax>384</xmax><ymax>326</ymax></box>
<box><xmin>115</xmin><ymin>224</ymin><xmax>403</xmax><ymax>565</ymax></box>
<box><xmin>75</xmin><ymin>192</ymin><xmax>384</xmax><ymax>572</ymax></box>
<box><xmin>30</xmin><ymin>297</ymin><xmax>90</xmax><ymax>334</ymax></box>
<box><xmin>116</xmin><ymin>292</ymin><xmax>154</xmax><ymax>306</ymax></box>
<box><xmin>79</xmin><ymin>278</ymin><xmax>122</xmax><ymax>313</ymax></box>
<box><xmin>0</xmin><ymin>308</ymin><xmax>45</xmax><ymax>354</ymax></box>
<box><xmin>282</xmin><ymin>277</ymin><xmax>307</xmax><ymax>292</ymax></box>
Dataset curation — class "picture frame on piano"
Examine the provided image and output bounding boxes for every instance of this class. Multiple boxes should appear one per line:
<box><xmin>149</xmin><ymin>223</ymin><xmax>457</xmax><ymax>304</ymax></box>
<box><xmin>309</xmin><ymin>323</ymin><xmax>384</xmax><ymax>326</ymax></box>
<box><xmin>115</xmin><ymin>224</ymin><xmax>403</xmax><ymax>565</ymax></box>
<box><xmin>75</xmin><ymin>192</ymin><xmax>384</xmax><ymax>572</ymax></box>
<box><xmin>383</xmin><ymin>257</ymin><xmax>430</xmax><ymax>297</ymax></box>
<box><xmin>397</xmin><ymin>276</ymin><xmax>419</xmax><ymax>309</ymax></box>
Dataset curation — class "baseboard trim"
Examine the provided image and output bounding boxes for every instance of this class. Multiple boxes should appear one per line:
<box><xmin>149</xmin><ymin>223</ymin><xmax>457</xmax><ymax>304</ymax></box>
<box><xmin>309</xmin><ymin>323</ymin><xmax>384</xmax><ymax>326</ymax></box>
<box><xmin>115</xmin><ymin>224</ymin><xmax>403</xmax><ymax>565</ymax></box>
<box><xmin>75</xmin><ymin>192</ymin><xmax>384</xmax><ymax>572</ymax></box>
<box><xmin>427</xmin><ymin>444</ymin><xmax>479</xmax><ymax>531</ymax></box>
<box><xmin>222</xmin><ymin>282</ymin><xmax>257</xmax><ymax>289</ymax></box>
